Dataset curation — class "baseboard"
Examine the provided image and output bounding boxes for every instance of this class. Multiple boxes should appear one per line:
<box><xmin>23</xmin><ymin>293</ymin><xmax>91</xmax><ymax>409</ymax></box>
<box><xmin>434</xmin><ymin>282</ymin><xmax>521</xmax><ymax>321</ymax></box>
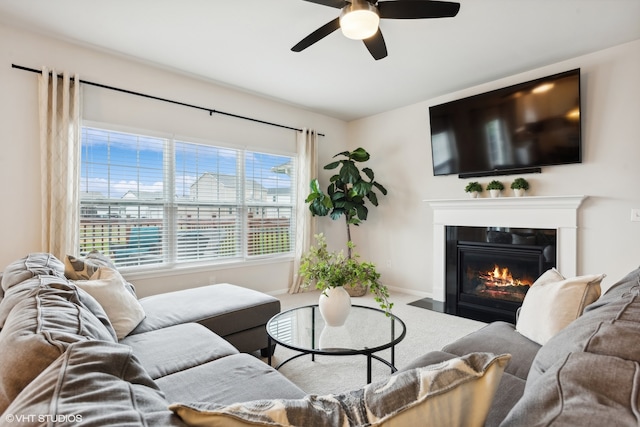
<box><xmin>387</xmin><ymin>285</ymin><xmax>432</xmax><ymax>299</ymax></box>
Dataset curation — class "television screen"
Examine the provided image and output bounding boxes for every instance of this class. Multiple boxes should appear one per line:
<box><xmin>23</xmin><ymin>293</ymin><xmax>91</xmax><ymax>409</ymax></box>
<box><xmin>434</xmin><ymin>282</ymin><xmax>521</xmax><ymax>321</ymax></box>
<box><xmin>429</xmin><ymin>69</ymin><xmax>581</xmax><ymax>177</ymax></box>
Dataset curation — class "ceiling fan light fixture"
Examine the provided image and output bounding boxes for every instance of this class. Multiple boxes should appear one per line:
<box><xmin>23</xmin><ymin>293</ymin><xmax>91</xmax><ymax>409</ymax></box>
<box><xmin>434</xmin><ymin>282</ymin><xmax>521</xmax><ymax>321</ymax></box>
<box><xmin>340</xmin><ymin>0</ymin><xmax>380</xmax><ymax>40</ymax></box>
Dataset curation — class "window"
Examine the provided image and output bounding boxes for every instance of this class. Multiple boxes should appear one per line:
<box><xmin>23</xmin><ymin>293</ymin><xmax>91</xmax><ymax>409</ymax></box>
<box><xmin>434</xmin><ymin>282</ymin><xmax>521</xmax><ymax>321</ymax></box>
<box><xmin>79</xmin><ymin>126</ymin><xmax>296</xmax><ymax>268</ymax></box>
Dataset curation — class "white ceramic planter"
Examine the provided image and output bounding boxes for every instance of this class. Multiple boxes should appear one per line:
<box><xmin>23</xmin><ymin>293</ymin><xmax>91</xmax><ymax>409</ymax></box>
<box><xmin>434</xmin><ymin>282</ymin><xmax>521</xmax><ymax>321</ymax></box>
<box><xmin>513</xmin><ymin>188</ymin><xmax>525</xmax><ymax>197</ymax></box>
<box><xmin>318</xmin><ymin>286</ymin><xmax>351</xmax><ymax>327</ymax></box>
<box><xmin>468</xmin><ymin>191</ymin><xmax>479</xmax><ymax>198</ymax></box>
<box><xmin>489</xmin><ymin>189</ymin><xmax>501</xmax><ymax>198</ymax></box>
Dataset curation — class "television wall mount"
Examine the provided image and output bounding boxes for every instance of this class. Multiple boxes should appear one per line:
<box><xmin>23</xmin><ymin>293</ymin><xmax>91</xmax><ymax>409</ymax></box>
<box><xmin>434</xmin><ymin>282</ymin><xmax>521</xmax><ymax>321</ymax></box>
<box><xmin>458</xmin><ymin>167</ymin><xmax>542</xmax><ymax>179</ymax></box>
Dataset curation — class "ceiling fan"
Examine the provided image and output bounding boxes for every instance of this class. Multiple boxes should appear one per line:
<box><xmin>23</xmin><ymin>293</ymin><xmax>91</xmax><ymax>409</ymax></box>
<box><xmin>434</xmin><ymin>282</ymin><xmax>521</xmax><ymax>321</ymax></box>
<box><xmin>291</xmin><ymin>0</ymin><xmax>461</xmax><ymax>60</ymax></box>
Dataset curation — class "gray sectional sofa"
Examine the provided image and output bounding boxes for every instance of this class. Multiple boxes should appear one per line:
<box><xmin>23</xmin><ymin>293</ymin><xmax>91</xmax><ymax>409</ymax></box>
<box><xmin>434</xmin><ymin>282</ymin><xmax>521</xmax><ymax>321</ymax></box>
<box><xmin>0</xmin><ymin>253</ymin><xmax>306</xmax><ymax>426</ymax></box>
<box><xmin>404</xmin><ymin>265</ymin><xmax>640</xmax><ymax>426</ymax></box>
<box><xmin>1</xmin><ymin>251</ymin><xmax>638</xmax><ymax>426</ymax></box>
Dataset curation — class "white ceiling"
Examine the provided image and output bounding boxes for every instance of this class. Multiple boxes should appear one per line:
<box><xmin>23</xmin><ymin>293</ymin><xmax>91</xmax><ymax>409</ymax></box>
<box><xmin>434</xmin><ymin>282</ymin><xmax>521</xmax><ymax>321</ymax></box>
<box><xmin>1</xmin><ymin>0</ymin><xmax>639</xmax><ymax>121</ymax></box>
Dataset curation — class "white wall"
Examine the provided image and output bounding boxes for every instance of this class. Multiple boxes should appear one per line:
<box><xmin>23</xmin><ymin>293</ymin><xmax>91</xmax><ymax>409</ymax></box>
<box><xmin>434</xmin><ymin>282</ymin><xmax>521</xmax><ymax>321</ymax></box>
<box><xmin>0</xmin><ymin>24</ymin><xmax>347</xmax><ymax>297</ymax></box>
<box><xmin>348</xmin><ymin>39</ymin><xmax>640</xmax><ymax>295</ymax></box>
<box><xmin>2</xmin><ymin>22</ymin><xmax>638</xmax><ymax>299</ymax></box>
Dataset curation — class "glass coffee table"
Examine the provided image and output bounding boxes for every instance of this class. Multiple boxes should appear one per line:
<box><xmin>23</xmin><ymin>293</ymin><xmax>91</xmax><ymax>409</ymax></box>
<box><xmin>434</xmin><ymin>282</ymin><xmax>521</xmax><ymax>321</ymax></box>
<box><xmin>266</xmin><ymin>304</ymin><xmax>406</xmax><ymax>384</ymax></box>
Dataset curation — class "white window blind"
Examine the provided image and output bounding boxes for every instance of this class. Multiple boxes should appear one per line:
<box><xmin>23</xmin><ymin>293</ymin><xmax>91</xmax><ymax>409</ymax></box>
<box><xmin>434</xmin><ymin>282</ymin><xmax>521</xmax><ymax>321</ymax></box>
<box><xmin>79</xmin><ymin>126</ymin><xmax>296</xmax><ymax>268</ymax></box>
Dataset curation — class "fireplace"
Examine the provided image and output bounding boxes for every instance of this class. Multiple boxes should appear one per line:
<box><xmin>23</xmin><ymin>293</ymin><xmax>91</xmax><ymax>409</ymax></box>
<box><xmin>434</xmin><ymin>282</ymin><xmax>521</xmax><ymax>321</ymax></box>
<box><xmin>427</xmin><ymin>195</ymin><xmax>586</xmax><ymax>322</ymax></box>
<box><xmin>446</xmin><ymin>226</ymin><xmax>556</xmax><ymax>323</ymax></box>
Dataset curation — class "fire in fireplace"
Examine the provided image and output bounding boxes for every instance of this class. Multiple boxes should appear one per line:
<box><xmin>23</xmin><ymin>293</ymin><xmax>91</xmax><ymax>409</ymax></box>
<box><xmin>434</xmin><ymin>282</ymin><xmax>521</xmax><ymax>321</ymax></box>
<box><xmin>468</xmin><ymin>264</ymin><xmax>533</xmax><ymax>303</ymax></box>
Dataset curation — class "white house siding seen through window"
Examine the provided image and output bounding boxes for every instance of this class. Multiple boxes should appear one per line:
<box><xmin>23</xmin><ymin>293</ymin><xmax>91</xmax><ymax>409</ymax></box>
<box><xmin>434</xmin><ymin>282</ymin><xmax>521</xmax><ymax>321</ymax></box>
<box><xmin>80</xmin><ymin>126</ymin><xmax>296</xmax><ymax>268</ymax></box>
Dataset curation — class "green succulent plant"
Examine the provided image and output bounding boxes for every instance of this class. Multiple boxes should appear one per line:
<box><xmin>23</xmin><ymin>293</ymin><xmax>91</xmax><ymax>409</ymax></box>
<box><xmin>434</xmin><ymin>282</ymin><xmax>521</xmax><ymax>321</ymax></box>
<box><xmin>486</xmin><ymin>180</ymin><xmax>505</xmax><ymax>191</ymax></box>
<box><xmin>510</xmin><ymin>177</ymin><xmax>530</xmax><ymax>190</ymax></box>
<box><xmin>465</xmin><ymin>181</ymin><xmax>483</xmax><ymax>193</ymax></box>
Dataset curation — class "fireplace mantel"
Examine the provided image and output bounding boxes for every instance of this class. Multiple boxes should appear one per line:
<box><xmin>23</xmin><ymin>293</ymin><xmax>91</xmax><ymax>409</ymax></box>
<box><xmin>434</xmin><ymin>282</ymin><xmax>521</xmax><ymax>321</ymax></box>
<box><xmin>425</xmin><ymin>195</ymin><xmax>587</xmax><ymax>302</ymax></box>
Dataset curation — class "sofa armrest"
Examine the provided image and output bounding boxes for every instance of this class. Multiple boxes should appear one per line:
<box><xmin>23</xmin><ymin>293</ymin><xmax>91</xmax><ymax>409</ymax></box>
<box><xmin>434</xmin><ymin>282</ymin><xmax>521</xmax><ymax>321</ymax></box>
<box><xmin>443</xmin><ymin>321</ymin><xmax>540</xmax><ymax>380</ymax></box>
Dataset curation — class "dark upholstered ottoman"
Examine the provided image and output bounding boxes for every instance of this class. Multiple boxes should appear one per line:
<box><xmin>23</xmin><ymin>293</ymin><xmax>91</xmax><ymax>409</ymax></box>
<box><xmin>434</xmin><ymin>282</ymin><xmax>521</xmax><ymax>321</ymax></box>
<box><xmin>129</xmin><ymin>283</ymin><xmax>280</xmax><ymax>355</ymax></box>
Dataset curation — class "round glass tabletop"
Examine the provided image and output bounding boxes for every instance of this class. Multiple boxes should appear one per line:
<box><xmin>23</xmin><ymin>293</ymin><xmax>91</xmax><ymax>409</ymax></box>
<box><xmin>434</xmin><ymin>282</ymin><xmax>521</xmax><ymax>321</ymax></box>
<box><xmin>267</xmin><ymin>304</ymin><xmax>406</xmax><ymax>355</ymax></box>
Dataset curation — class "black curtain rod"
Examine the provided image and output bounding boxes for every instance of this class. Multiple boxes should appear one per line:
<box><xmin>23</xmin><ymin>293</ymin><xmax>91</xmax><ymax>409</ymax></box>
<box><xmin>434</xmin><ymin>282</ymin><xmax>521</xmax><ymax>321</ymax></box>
<box><xmin>12</xmin><ymin>64</ymin><xmax>324</xmax><ymax>137</ymax></box>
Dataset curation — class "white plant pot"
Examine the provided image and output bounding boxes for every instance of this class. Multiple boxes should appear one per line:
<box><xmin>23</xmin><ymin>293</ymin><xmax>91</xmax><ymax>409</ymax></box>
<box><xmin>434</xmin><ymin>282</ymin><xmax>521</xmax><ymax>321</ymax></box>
<box><xmin>489</xmin><ymin>189</ymin><xmax>501</xmax><ymax>198</ymax></box>
<box><xmin>468</xmin><ymin>191</ymin><xmax>479</xmax><ymax>198</ymax></box>
<box><xmin>513</xmin><ymin>188</ymin><xmax>525</xmax><ymax>197</ymax></box>
<box><xmin>318</xmin><ymin>286</ymin><xmax>351</xmax><ymax>327</ymax></box>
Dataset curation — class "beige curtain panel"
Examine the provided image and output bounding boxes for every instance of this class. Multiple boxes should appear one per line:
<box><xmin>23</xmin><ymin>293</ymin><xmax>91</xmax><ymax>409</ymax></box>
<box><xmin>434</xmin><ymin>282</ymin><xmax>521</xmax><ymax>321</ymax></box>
<box><xmin>38</xmin><ymin>67</ymin><xmax>81</xmax><ymax>260</ymax></box>
<box><xmin>289</xmin><ymin>129</ymin><xmax>318</xmax><ymax>294</ymax></box>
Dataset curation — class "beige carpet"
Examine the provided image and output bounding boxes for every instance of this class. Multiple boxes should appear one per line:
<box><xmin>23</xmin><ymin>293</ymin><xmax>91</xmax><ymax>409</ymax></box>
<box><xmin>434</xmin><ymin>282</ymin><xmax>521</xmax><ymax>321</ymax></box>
<box><xmin>260</xmin><ymin>290</ymin><xmax>486</xmax><ymax>395</ymax></box>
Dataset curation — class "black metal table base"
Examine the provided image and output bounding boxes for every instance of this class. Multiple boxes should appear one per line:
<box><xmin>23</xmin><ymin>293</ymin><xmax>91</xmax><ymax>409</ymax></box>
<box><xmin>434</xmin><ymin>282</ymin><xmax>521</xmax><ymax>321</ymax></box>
<box><xmin>268</xmin><ymin>337</ymin><xmax>398</xmax><ymax>384</ymax></box>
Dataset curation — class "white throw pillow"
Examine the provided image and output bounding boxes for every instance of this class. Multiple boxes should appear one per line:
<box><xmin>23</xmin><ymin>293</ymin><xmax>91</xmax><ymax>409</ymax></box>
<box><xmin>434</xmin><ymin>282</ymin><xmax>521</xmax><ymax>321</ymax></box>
<box><xmin>516</xmin><ymin>268</ymin><xmax>605</xmax><ymax>345</ymax></box>
<box><xmin>74</xmin><ymin>267</ymin><xmax>145</xmax><ymax>339</ymax></box>
<box><xmin>169</xmin><ymin>352</ymin><xmax>511</xmax><ymax>427</ymax></box>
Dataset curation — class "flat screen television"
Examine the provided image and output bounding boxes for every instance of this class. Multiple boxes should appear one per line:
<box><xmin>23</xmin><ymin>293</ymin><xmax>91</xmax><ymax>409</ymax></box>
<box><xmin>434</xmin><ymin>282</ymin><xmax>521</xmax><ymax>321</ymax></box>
<box><xmin>429</xmin><ymin>69</ymin><xmax>582</xmax><ymax>178</ymax></box>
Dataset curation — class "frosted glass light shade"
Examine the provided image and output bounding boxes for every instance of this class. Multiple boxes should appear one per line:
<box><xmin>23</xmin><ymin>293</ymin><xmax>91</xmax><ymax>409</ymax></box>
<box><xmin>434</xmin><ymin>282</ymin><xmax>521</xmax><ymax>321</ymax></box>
<box><xmin>340</xmin><ymin>1</ymin><xmax>380</xmax><ymax>40</ymax></box>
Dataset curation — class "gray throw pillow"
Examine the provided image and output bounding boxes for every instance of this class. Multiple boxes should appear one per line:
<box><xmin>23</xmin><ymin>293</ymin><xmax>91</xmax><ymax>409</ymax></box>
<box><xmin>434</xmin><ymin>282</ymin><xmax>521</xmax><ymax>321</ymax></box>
<box><xmin>0</xmin><ymin>284</ymin><xmax>117</xmax><ymax>414</ymax></box>
<box><xmin>501</xmin><ymin>352</ymin><xmax>640</xmax><ymax>427</ymax></box>
<box><xmin>1</xmin><ymin>253</ymin><xmax>66</xmax><ymax>292</ymax></box>
<box><xmin>526</xmin><ymin>268</ymin><xmax>640</xmax><ymax>387</ymax></box>
<box><xmin>3</xmin><ymin>340</ymin><xmax>184</xmax><ymax>426</ymax></box>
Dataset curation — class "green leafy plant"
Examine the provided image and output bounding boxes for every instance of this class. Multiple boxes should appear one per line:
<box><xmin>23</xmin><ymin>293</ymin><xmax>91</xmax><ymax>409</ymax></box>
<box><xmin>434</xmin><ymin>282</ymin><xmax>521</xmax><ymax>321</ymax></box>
<box><xmin>464</xmin><ymin>181</ymin><xmax>483</xmax><ymax>193</ymax></box>
<box><xmin>305</xmin><ymin>147</ymin><xmax>387</xmax><ymax>258</ymax></box>
<box><xmin>299</xmin><ymin>234</ymin><xmax>393</xmax><ymax>314</ymax></box>
<box><xmin>510</xmin><ymin>177</ymin><xmax>530</xmax><ymax>190</ymax></box>
<box><xmin>486</xmin><ymin>180</ymin><xmax>505</xmax><ymax>191</ymax></box>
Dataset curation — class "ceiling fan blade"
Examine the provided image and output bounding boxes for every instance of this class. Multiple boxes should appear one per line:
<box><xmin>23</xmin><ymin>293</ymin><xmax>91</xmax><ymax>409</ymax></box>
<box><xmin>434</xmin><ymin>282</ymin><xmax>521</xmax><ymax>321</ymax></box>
<box><xmin>378</xmin><ymin>0</ymin><xmax>460</xmax><ymax>19</ymax></box>
<box><xmin>301</xmin><ymin>0</ymin><xmax>347</xmax><ymax>8</ymax></box>
<box><xmin>292</xmin><ymin>18</ymin><xmax>341</xmax><ymax>52</ymax></box>
<box><xmin>363</xmin><ymin>29</ymin><xmax>388</xmax><ymax>60</ymax></box>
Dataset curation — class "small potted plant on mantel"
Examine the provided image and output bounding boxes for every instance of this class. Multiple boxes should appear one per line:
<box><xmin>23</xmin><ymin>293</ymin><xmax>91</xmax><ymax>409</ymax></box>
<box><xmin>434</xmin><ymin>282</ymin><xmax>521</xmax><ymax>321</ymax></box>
<box><xmin>299</xmin><ymin>233</ymin><xmax>393</xmax><ymax>326</ymax></box>
<box><xmin>486</xmin><ymin>180</ymin><xmax>505</xmax><ymax>198</ymax></box>
<box><xmin>510</xmin><ymin>177</ymin><xmax>530</xmax><ymax>197</ymax></box>
<box><xmin>464</xmin><ymin>181</ymin><xmax>483</xmax><ymax>198</ymax></box>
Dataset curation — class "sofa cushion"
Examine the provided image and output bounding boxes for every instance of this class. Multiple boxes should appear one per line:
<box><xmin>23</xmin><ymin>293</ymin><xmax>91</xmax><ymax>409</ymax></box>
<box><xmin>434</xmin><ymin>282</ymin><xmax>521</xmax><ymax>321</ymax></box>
<box><xmin>1</xmin><ymin>340</ymin><xmax>186</xmax><ymax>426</ymax></box>
<box><xmin>131</xmin><ymin>283</ymin><xmax>280</xmax><ymax>339</ymax></box>
<box><xmin>74</xmin><ymin>267</ymin><xmax>146</xmax><ymax>339</ymax></box>
<box><xmin>485</xmin><ymin>372</ymin><xmax>526</xmax><ymax>427</ymax></box>
<box><xmin>120</xmin><ymin>323</ymin><xmax>238</xmax><ymax>380</ymax></box>
<box><xmin>500</xmin><ymin>352</ymin><xmax>640</xmax><ymax>427</ymax></box>
<box><xmin>527</xmin><ymin>268</ymin><xmax>640</xmax><ymax>387</ymax></box>
<box><xmin>169</xmin><ymin>353</ymin><xmax>510</xmax><ymax>427</ymax></box>
<box><xmin>156</xmin><ymin>353</ymin><xmax>306</xmax><ymax>405</ymax></box>
<box><xmin>0</xmin><ymin>283</ymin><xmax>117</xmax><ymax>414</ymax></box>
<box><xmin>515</xmin><ymin>269</ymin><xmax>604</xmax><ymax>345</ymax></box>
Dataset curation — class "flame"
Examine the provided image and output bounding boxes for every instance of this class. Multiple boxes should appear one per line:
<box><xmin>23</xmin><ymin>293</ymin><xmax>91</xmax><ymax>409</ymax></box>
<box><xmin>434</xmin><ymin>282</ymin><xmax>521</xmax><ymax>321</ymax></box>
<box><xmin>479</xmin><ymin>265</ymin><xmax>531</xmax><ymax>288</ymax></box>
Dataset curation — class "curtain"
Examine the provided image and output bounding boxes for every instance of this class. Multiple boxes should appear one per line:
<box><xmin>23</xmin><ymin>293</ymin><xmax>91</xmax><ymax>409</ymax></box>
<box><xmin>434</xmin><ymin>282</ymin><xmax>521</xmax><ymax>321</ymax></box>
<box><xmin>289</xmin><ymin>129</ymin><xmax>318</xmax><ymax>293</ymax></box>
<box><xmin>38</xmin><ymin>67</ymin><xmax>81</xmax><ymax>260</ymax></box>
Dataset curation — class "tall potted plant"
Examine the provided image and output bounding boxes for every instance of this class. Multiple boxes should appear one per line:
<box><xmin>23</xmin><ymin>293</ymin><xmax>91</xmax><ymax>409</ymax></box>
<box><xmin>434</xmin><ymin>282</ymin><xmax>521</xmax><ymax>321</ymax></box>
<box><xmin>305</xmin><ymin>147</ymin><xmax>388</xmax><ymax>297</ymax></box>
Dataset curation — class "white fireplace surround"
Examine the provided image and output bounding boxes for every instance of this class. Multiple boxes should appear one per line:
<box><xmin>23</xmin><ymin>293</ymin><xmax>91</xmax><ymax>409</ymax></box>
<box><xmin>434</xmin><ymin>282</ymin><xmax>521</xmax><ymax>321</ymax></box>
<box><xmin>426</xmin><ymin>195</ymin><xmax>587</xmax><ymax>303</ymax></box>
